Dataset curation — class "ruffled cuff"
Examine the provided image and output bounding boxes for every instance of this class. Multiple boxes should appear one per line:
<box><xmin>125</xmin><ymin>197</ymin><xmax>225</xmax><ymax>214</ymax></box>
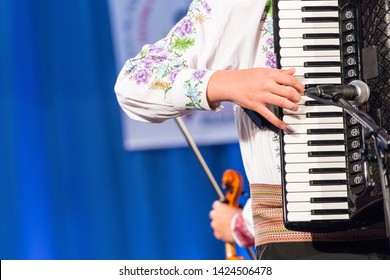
<box><xmin>170</xmin><ymin>69</ymin><xmax>220</xmax><ymax>111</ymax></box>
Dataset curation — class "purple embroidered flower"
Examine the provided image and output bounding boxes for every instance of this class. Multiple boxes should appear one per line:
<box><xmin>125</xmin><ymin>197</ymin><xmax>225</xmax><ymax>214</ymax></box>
<box><xmin>265</xmin><ymin>51</ymin><xmax>276</xmax><ymax>68</ymax></box>
<box><xmin>141</xmin><ymin>57</ymin><xmax>155</xmax><ymax>69</ymax></box>
<box><xmin>134</xmin><ymin>69</ymin><xmax>151</xmax><ymax>84</ymax></box>
<box><xmin>175</xmin><ymin>18</ymin><xmax>194</xmax><ymax>37</ymax></box>
<box><xmin>192</xmin><ymin>70</ymin><xmax>206</xmax><ymax>80</ymax></box>
<box><xmin>266</xmin><ymin>37</ymin><xmax>274</xmax><ymax>46</ymax></box>
<box><xmin>169</xmin><ymin>69</ymin><xmax>180</xmax><ymax>83</ymax></box>
<box><xmin>203</xmin><ymin>2</ymin><xmax>212</xmax><ymax>13</ymax></box>
<box><xmin>153</xmin><ymin>53</ymin><xmax>168</xmax><ymax>61</ymax></box>
<box><xmin>147</xmin><ymin>45</ymin><xmax>164</xmax><ymax>54</ymax></box>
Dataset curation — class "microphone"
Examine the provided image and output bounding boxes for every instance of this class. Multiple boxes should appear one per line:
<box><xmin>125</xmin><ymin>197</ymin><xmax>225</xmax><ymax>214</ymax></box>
<box><xmin>304</xmin><ymin>80</ymin><xmax>370</xmax><ymax>106</ymax></box>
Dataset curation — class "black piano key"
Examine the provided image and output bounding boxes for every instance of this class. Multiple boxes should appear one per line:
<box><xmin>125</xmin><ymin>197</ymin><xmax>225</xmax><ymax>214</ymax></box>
<box><xmin>308</xmin><ymin>140</ymin><xmax>345</xmax><ymax>146</ymax></box>
<box><xmin>305</xmin><ymin>100</ymin><xmax>328</xmax><ymax>106</ymax></box>
<box><xmin>308</xmin><ymin>151</ymin><xmax>346</xmax><ymax>157</ymax></box>
<box><xmin>307</xmin><ymin>128</ymin><xmax>345</xmax><ymax>134</ymax></box>
<box><xmin>306</xmin><ymin>112</ymin><xmax>344</xmax><ymax>118</ymax></box>
<box><xmin>302</xmin><ymin>6</ymin><xmax>339</xmax><ymax>12</ymax></box>
<box><xmin>304</xmin><ymin>72</ymin><xmax>341</xmax><ymax>78</ymax></box>
<box><xmin>311</xmin><ymin>209</ymin><xmax>350</xmax><ymax>215</ymax></box>
<box><xmin>303</xmin><ymin>33</ymin><xmax>340</xmax><ymax>39</ymax></box>
<box><xmin>302</xmin><ymin>17</ymin><xmax>339</xmax><ymax>23</ymax></box>
<box><xmin>304</xmin><ymin>61</ymin><xmax>341</xmax><ymax>67</ymax></box>
<box><xmin>310</xmin><ymin>197</ymin><xmax>348</xmax><ymax>203</ymax></box>
<box><xmin>309</xmin><ymin>168</ymin><xmax>347</xmax><ymax>174</ymax></box>
<box><xmin>303</xmin><ymin>45</ymin><xmax>340</xmax><ymax>51</ymax></box>
<box><xmin>305</xmin><ymin>83</ymin><xmax>328</xmax><ymax>88</ymax></box>
<box><xmin>310</xmin><ymin>180</ymin><xmax>347</xmax><ymax>185</ymax></box>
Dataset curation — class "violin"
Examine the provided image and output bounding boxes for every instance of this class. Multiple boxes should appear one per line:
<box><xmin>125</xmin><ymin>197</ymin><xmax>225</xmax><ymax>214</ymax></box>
<box><xmin>222</xmin><ymin>169</ymin><xmax>245</xmax><ymax>260</ymax></box>
<box><xmin>175</xmin><ymin>117</ymin><xmax>255</xmax><ymax>260</ymax></box>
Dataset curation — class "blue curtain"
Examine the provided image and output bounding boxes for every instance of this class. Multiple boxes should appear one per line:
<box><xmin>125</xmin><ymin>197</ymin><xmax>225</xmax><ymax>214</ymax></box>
<box><xmin>0</xmin><ymin>1</ymin><xmax>251</xmax><ymax>259</ymax></box>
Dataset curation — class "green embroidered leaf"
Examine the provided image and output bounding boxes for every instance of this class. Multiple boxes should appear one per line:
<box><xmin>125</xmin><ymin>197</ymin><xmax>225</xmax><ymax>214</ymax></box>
<box><xmin>164</xmin><ymin>86</ymin><xmax>172</xmax><ymax>95</ymax></box>
<box><xmin>185</xmin><ymin>102</ymin><xmax>195</xmax><ymax>108</ymax></box>
<box><xmin>266</xmin><ymin>0</ymin><xmax>273</xmax><ymax>14</ymax></box>
<box><xmin>139</xmin><ymin>49</ymin><xmax>148</xmax><ymax>57</ymax></box>
<box><xmin>161</xmin><ymin>70</ymin><xmax>170</xmax><ymax>78</ymax></box>
<box><xmin>171</xmin><ymin>37</ymin><xmax>195</xmax><ymax>51</ymax></box>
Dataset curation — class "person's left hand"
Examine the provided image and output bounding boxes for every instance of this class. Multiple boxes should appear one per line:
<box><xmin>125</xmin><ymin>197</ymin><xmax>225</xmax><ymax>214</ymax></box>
<box><xmin>209</xmin><ymin>200</ymin><xmax>242</xmax><ymax>243</ymax></box>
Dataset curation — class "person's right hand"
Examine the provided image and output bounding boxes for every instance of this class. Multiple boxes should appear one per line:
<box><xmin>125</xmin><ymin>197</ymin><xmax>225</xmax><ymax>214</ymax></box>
<box><xmin>206</xmin><ymin>67</ymin><xmax>304</xmax><ymax>130</ymax></box>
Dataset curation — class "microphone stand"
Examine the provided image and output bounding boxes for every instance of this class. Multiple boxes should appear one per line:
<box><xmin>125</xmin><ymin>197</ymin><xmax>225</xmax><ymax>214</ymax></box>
<box><xmin>333</xmin><ymin>95</ymin><xmax>390</xmax><ymax>241</ymax></box>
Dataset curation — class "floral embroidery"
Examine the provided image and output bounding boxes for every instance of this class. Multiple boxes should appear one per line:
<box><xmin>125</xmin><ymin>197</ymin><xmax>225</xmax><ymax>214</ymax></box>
<box><xmin>260</xmin><ymin>0</ymin><xmax>276</xmax><ymax>70</ymax></box>
<box><xmin>174</xmin><ymin>18</ymin><xmax>194</xmax><ymax>38</ymax></box>
<box><xmin>184</xmin><ymin>70</ymin><xmax>206</xmax><ymax>108</ymax></box>
<box><xmin>122</xmin><ymin>0</ymin><xmax>211</xmax><ymax>108</ymax></box>
<box><xmin>261</xmin><ymin>2</ymin><xmax>281</xmax><ymax>174</ymax></box>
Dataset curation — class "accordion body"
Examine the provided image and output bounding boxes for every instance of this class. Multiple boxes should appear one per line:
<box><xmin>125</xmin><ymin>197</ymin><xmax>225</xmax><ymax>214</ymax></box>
<box><xmin>274</xmin><ymin>0</ymin><xmax>390</xmax><ymax>231</ymax></box>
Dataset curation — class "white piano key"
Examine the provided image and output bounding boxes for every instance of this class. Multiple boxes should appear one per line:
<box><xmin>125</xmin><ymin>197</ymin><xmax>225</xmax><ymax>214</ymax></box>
<box><xmin>296</xmin><ymin>76</ymin><xmax>342</xmax><ymax>85</ymax></box>
<box><xmin>285</xmin><ymin>162</ymin><xmax>346</xmax><ymax>173</ymax></box>
<box><xmin>283</xmin><ymin>114</ymin><xmax>344</xmax><ymax>124</ymax></box>
<box><xmin>280</xmin><ymin>56</ymin><xmax>341</xmax><ymax>67</ymax></box>
<box><xmin>278</xmin><ymin>0</ymin><xmax>338</xmax><ymax>10</ymax></box>
<box><xmin>278</xmin><ymin>10</ymin><xmax>339</xmax><ymax>19</ymax></box>
<box><xmin>284</xmin><ymin>123</ymin><xmax>345</xmax><ymax>133</ymax></box>
<box><xmin>279</xmin><ymin>19</ymin><xmax>339</xmax><ymax>29</ymax></box>
<box><xmin>280</xmin><ymin>38</ymin><xmax>340</xmax><ymax>48</ymax></box>
<box><xmin>280</xmin><ymin>47</ymin><xmax>340</xmax><ymax>57</ymax></box>
<box><xmin>285</xmin><ymin>182</ymin><xmax>347</xmax><ymax>192</ymax></box>
<box><xmin>287</xmin><ymin>202</ymin><xmax>349</xmax><ymax>212</ymax></box>
<box><xmin>283</xmin><ymin>144</ymin><xmax>345</xmax><ymax>153</ymax></box>
<box><xmin>285</xmin><ymin>172</ymin><xmax>347</xmax><ymax>183</ymax></box>
<box><xmin>283</xmin><ymin>133</ymin><xmax>345</xmax><ymax>143</ymax></box>
<box><xmin>292</xmin><ymin>67</ymin><xmax>341</xmax><ymax>76</ymax></box>
<box><xmin>284</xmin><ymin>153</ymin><xmax>346</xmax><ymax>163</ymax></box>
<box><xmin>287</xmin><ymin>212</ymin><xmax>350</xmax><ymax>222</ymax></box>
<box><xmin>286</xmin><ymin>191</ymin><xmax>348</xmax><ymax>202</ymax></box>
<box><xmin>279</xmin><ymin>28</ymin><xmax>340</xmax><ymax>38</ymax></box>
<box><xmin>283</xmin><ymin>105</ymin><xmax>343</xmax><ymax>115</ymax></box>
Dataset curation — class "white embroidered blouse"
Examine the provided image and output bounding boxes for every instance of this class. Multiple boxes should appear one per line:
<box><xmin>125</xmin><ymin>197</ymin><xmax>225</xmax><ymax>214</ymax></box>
<box><xmin>115</xmin><ymin>0</ymin><xmax>280</xmax><ymax>184</ymax></box>
<box><xmin>115</xmin><ymin>0</ymin><xmax>280</xmax><ymax>245</ymax></box>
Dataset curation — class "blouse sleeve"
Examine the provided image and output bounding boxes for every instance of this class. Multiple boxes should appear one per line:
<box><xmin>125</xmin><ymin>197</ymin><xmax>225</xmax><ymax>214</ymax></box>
<box><xmin>114</xmin><ymin>0</ymin><xmax>266</xmax><ymax>123</ymax></box>
<box><xmin>231</xmin><ymin>198</ymin><xmax>255</xmax><ymax>247</ymax></box>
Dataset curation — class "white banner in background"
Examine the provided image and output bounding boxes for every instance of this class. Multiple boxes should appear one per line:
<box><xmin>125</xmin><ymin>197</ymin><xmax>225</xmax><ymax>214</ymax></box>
<box><xmin>107</xmin><ymin>0</ymin><xmax>238</xmax><ymax>150</ymax></box>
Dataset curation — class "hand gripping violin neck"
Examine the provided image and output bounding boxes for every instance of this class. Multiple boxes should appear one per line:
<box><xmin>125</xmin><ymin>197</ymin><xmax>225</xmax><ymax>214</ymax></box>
<box><xmin>175</xmin><ymin>117</ymin><xmax>255</xmax><ymax>260</ymax></box>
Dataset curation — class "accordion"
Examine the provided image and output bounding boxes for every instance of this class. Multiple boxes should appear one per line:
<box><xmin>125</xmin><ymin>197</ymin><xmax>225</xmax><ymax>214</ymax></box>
<box><xmin>274</xmin><ymin>0</ymin><xmax>390</xmax><ymax>231</ymax></box>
